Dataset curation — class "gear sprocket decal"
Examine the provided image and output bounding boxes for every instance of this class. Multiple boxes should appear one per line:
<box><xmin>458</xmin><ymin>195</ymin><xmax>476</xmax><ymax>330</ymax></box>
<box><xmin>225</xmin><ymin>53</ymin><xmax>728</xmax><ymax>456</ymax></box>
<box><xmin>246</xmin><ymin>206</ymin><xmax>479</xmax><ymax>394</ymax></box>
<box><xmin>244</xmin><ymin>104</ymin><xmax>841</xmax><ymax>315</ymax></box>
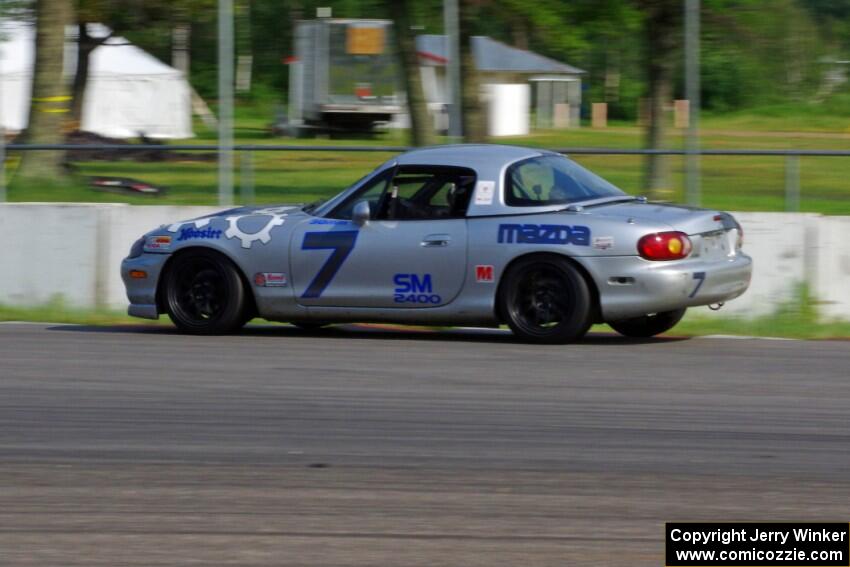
<box><xmin>224</xmin><ymin>206</ymin><xmax>296</xmax><ymax>249</ymax></box>
<box><xmin>225</xmin><ymin>213</ymin><xmax>286</xmax><ymax>249</ymax></box>
<box><xmin>167</xmin><ymin>206</ymin><xmax>296</xmax><ymax>249</ymax></box>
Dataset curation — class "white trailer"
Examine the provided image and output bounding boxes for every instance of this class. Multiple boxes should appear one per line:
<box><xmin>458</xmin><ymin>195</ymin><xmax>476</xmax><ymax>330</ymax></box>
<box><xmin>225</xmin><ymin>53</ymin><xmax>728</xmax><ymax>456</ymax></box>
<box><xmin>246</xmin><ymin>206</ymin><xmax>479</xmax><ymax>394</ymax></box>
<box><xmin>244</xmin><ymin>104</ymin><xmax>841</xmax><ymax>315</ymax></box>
<box><xmin>288</xmin><ymin>19</ymin><xmax>402</xmax><ymax>134</ymax></box>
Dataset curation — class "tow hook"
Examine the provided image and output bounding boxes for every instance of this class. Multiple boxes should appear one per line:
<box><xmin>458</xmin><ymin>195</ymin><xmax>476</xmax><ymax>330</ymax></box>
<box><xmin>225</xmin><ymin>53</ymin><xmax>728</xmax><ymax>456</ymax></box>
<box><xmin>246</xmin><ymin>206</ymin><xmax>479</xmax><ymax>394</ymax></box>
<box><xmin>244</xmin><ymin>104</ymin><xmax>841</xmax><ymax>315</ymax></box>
<box><xmin>708</xmin><ymin>302</ymin><xmax>725</xmax><ymax>311</ymax></box>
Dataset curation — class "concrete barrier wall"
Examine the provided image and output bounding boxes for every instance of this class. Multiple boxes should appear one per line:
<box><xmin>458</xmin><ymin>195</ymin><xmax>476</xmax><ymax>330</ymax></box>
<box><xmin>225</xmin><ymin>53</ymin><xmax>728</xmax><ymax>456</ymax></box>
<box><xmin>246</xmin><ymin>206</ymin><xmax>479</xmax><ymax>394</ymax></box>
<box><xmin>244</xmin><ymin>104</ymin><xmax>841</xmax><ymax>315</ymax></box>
<box><xmin>709</xmin><ymin>212</ymin><xmax>817</xmax><ymax>317</ymax></box>
<box><xmin>1</xmin><ymin>204</ymin><xmax>220</xmax><ymax>309</ymax></box>
<box><xmin>1</xmin><ymin>203</ymin><xmax>848</xmax><ymax>319</ymax></box>
<box><xmin>810</xmin><ymin>216</ymin><xmax>850</xmax><ymax>320</ymax></box>
<box><xmin>1</xmin><ymin>204</ymin><xmax>105</xmax><ymax>307</ymax></box>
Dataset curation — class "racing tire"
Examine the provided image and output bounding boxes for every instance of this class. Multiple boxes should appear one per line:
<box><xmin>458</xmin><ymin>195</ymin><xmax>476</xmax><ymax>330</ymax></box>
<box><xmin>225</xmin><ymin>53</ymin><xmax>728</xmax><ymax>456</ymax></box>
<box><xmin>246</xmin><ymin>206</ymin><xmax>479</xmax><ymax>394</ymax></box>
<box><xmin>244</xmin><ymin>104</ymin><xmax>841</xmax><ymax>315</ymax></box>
<box><xmin>608</xmin><ymin>308</ymin><xmax>686</xmax><ymax>338</ymax></box>
<box><xmin>499</xmin><ymin>256</ymin><xmax>593</xmax><ymax>344</ymax></box>
<box><xmin>163</xmin><ymin>249</ymin><xmax>248</xmax><ymax>335</ymax></box>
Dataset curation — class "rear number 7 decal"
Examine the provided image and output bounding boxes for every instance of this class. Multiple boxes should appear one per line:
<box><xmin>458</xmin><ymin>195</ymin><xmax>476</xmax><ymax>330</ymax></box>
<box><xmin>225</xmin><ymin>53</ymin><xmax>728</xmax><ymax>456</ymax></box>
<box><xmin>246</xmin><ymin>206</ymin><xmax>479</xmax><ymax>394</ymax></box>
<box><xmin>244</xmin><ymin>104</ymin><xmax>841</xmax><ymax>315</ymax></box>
<box><xmin>301</xmin><ymin>231</ymin><xmax>359</xmax><ymax>299</ymax></box>
<box><xmin>690</xmin><ymin>271</ymin><xmax>706</xmax><ymax>298</ymax></box>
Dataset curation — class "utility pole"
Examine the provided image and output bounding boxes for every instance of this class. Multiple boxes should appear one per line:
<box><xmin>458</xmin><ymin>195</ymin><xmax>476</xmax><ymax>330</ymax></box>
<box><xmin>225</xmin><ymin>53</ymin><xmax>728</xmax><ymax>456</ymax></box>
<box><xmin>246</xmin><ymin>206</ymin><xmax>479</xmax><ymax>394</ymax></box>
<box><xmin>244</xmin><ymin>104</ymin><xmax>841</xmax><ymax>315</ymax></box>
<box><xmin>218</xmin><ymin>0</ymin><xmax>235</xmax><ymax>206</ymax></box>
<box><xmin>444</xmin><ymin>0</ymin><xmax>462</xmax><ymax>140</ymax></box>
<box><xmin>0</xmin><ymin>46</ymin><xmax>6</xmax><ymax>202</ymax></box>
<box><xmin>684</xmin><ymin>0</ymin><xmax>700</xmax><ymax>206</ymax></box>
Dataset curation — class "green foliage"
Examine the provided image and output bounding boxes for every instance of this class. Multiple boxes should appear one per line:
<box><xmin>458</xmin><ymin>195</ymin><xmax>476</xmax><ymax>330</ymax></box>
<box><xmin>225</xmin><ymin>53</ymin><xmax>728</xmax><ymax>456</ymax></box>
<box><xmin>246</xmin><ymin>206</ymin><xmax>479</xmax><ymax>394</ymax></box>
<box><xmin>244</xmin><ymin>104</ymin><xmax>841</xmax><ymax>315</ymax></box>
<box><xmin>801</xmin><ymin>0</ymin><xmax>850</xmax><ymax>50</ymax></box>
<box><xmin>8</xmin><ymin>117</ymin><xmax>850</xmax><ymax>214</ymax></box>
<box><xmin>672</xmin><ymin>285</ymin><xmax>850</xmax><ymax>339</ymax></box>
<box><xmin>9</xmin><ymin>0</ymin><xmax>850</xmax><ymax>134</ymax></box>
<box><xmin>0</xmin><ymin>296</ymin><xmax>158</xmax><ymax>326</ymax></box>
<box><xmin>666</xmin><ymin>0</ymin><xmax>817</xmax><ymax>111</ymax></box>
<box><xmin>7</xmin><ymin>171</ymin><xmax>93</xmax><ymax>197</ymax></box>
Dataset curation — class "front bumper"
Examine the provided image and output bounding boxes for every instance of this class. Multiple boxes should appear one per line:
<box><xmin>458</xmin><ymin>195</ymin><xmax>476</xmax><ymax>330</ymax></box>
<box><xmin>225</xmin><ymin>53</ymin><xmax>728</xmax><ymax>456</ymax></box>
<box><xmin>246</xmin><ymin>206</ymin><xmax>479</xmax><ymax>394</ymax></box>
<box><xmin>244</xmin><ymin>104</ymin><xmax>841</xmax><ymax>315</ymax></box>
<box><xmin>121</xmin><ymin>253</ymin><xmax>169</xmax><ymax>320</ymax></box>
<box><xmin>583</xmin><ymin>252</ymin><xmax>753</xmax><ymax>321</ymax></box>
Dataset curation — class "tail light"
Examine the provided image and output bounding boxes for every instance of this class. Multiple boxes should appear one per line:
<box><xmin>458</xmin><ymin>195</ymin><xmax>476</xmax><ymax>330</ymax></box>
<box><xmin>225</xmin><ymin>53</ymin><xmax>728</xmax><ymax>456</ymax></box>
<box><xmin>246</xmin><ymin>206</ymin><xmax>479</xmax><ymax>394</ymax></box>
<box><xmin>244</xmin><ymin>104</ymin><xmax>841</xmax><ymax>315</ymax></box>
<box><xmin>736</xmin><ymin>227</ymin><xmax>744</xmax><ymax>249</ymax></box>
<box><xmin>638</xmin><ymin>231</ymin><xmax>692</xmax><ymax>261</ymax></box>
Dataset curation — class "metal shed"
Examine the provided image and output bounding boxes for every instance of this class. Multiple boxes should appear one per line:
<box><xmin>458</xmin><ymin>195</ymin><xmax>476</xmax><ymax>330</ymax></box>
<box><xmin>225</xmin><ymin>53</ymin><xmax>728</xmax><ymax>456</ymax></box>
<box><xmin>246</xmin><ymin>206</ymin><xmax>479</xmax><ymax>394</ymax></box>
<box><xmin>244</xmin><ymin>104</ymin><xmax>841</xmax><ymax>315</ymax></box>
<box><xmin>415</xmin><ymin>35</ymin><xmax>585</xmax><ymax>130</ymax></box>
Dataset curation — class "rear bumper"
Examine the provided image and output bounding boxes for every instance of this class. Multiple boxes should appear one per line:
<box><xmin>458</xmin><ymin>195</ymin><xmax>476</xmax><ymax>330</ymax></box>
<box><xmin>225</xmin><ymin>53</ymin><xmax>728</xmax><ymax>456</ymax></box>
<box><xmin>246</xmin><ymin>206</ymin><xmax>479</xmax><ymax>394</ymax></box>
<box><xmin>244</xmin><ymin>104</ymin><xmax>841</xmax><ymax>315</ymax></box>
<box><xmin>582</xmin><ymin>252</ymin><xmax>753</xmax><ymax>321</ymax></box>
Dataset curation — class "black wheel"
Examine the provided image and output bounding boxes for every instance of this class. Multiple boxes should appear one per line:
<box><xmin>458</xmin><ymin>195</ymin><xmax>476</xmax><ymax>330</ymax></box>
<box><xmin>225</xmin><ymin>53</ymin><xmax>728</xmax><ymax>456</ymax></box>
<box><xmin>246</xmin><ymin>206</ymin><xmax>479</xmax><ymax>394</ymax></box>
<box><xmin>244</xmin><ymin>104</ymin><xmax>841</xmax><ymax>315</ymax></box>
<box><xmin>608</xmin><ymin>308</ymin><xmax>686</xmax><ymax>338</ymax></box>
<box><xmin>163</xmin><ymin>250</ymin><xmax>248</xmax><ymax>334</ymax></box>
<box><xmin>499</xmin><ymin>256</ymin><xmax>593</xmax><ymax>344</ymax></box>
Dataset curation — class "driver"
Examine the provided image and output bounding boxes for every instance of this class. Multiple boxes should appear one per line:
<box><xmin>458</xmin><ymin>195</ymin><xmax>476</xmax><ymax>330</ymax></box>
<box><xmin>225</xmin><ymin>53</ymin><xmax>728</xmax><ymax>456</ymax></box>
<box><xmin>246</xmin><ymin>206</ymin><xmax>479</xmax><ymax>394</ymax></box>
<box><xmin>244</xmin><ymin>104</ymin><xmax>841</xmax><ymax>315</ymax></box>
<box><xmin>548</xmin><ymin>184</ymin><xmax>570</xmax><ymax>203</ymax></box>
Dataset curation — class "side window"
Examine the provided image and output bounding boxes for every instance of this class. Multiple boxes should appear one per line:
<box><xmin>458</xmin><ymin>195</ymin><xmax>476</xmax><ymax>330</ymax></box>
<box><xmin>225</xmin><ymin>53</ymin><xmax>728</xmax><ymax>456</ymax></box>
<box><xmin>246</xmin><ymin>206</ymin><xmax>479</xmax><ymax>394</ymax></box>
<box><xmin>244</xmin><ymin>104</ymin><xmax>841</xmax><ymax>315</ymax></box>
<box><xmin>393</xmin><ymin>174</ymin><xmax>432</xmax><ymax>200</ymax></box>
<box><xmin>329</xmin><ymin>169</ymin><xmax>392</xmax><ymax>220</ymax></box>
<box><xmin>510</xmin><ymin>161</ymin><xmax>552</xmax><ymax>201</ymax></box>
<box><xmin>505</xmin><ymin>155</ymin><xmax>625</xmax><ymax>206</ymax></box>
<box><xmin>382</xmin><ymin>167</ymin><xmax>476</xmax><ymax>220</ymax></box>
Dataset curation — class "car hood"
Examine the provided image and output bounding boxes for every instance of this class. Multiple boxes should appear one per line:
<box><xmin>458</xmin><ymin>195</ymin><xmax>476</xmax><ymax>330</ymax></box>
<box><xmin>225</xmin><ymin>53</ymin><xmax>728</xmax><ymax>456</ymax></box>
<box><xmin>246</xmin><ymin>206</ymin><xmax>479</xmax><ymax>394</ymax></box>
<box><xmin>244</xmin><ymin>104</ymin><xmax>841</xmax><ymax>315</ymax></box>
<box><xmin>147</xmin><ymin>204</ymin><xmax>313</xmax><ymax>241</ymax></box>
<box><xmin>187</xmin><ymin>204</ymin><xmax>308</xmax><ymax>221</ymax></box>
<box><xmin>162</xmin><ymin>205</ymin><xmax>311</xmax><ymax>229</ymax></box>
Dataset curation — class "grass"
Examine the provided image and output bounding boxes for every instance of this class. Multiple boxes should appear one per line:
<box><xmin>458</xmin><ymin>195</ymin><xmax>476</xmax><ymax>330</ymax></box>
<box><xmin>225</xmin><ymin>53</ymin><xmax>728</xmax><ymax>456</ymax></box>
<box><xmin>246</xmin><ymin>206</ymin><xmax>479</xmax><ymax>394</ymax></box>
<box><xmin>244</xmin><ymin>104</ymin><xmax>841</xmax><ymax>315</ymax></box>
<box><xmin>4</xmin><ymin>290</ymin><xmax>848</xmax><ymax>339</ymax></box>
<box><xmin>0</xmin><ymin>297</ymin><xmax>148</xmax><ymax>326</ymax></box>
<box><xmin>673</xmin><ymin>289</ymin><xmax>850</xmax><ymax>339</ymax></box>
<box><xmin>5</xmin><ymin>102</ymin><xmax>850</xmax><ymax>213</ymax></box>
<box><xmin>700</xmin><ymin>95</ymin><xmax>850</xmax><ymax>133</ymax></box>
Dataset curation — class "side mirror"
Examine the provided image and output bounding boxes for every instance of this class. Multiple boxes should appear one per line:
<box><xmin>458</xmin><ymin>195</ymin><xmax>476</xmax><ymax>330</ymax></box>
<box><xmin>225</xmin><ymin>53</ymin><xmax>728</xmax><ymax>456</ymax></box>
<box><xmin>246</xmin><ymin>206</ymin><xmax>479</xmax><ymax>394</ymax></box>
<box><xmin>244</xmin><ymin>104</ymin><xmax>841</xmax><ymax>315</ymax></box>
<box><xmin>352</xmin><ymin>200</ymin><xmax>371</xmax><ymax>226</ymax></box>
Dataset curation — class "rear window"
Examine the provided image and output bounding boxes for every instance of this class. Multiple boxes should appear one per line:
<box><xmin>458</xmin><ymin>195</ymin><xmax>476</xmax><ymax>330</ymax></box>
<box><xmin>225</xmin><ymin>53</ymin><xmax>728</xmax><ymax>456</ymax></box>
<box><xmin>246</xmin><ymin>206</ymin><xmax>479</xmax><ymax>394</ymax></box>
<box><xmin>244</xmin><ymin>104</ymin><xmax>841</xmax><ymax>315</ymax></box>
<box><xmin>505</xmin><ymin>155</ymin><xmax>625</xmax><ymax>207</ymax></box>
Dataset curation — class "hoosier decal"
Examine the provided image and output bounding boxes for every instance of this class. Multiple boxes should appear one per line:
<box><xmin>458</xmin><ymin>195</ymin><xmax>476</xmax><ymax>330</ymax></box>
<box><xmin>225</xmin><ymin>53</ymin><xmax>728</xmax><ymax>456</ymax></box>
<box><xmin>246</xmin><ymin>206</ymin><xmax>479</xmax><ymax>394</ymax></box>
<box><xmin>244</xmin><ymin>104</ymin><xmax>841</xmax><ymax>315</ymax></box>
<box><xmin>176</xmin><ymin>226</ymin><xmax>222</xmax><ymax>241</ymax></box>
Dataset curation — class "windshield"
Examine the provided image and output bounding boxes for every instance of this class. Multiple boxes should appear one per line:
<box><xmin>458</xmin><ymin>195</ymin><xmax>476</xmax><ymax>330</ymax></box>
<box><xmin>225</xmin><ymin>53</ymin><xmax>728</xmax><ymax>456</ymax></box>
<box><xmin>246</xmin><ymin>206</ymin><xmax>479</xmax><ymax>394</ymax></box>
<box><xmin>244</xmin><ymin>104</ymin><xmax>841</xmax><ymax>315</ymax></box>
<box><xmin>505</xmin><ymin>155</ymin><xmax>626</xmax><ymax>207</ymax></box>
<box><xmin>311</xmin><ymin>164</ymin><xmax>395</xmax><ymax>217</ymax></box>
<box><xmin>302</xmin><ymin>198</ymin><xmax>327</xmax><ymax>214</ymax></box>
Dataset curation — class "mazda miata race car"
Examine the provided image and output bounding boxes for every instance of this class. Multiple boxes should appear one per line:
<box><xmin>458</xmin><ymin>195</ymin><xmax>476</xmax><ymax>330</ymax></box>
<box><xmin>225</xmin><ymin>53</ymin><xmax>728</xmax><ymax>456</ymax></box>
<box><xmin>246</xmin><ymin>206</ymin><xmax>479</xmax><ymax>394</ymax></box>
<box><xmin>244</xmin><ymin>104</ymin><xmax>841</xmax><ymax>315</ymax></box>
<box><xmin>122</xmin><ymin>145</ymin><xmax>752</xmax><ymax>343</ymax></box>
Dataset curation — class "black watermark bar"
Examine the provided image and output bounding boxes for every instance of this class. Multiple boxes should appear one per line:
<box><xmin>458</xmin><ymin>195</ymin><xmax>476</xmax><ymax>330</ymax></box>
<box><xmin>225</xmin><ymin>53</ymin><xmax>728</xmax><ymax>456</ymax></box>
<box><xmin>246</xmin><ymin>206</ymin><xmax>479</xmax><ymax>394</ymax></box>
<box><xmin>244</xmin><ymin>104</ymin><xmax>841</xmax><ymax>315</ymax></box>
<box><xmin>666</xmin><ymin>523</ymin><xmax>850</xmax><ymax>567</ymax></box>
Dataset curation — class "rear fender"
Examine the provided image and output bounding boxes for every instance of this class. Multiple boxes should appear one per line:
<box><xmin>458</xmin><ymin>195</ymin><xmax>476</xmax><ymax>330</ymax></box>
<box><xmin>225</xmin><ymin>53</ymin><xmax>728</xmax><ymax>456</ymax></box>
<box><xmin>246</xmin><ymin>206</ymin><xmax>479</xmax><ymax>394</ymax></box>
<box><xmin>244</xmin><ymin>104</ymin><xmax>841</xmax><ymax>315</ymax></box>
<box><xmin>494</xmin><ymin>252</ymin><xmax>602</xmax><ymax>324</ymax></box>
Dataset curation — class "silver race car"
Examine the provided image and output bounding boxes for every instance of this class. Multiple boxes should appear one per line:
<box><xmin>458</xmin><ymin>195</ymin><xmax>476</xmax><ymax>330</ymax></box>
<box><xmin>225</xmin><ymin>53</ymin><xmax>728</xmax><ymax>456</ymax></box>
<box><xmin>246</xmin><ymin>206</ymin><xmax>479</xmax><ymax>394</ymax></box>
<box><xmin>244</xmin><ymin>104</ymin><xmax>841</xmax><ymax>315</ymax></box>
<box><xmin>122</xmin><ymin>145</ymin><xmax>752</xmax><ymax>343</ymax></box>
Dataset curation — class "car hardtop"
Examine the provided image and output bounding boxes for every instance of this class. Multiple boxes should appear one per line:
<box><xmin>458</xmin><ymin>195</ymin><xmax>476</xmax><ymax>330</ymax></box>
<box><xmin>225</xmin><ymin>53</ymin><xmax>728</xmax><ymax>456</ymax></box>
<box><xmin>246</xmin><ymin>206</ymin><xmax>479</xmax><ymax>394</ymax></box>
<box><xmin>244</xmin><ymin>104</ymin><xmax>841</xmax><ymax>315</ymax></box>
<box><xmin>315</xmin><ymin>144</ymin><xmax>628</xmax><ymax>219</ymax></box>
<box><xmin>395</xmin><ymin>144</ymin><xmax>552</xmax><ymax>170</ymax></box>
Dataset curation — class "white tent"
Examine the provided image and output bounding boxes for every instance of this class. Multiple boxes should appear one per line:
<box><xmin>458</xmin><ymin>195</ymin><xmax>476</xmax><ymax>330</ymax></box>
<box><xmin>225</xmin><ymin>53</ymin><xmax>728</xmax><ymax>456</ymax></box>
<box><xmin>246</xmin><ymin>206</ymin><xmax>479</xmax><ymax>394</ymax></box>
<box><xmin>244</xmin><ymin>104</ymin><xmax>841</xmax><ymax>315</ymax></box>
<box><xmin>0</xmin><ymin>21</ymin><xmax>192</xmax><ymax>139</ymax></box>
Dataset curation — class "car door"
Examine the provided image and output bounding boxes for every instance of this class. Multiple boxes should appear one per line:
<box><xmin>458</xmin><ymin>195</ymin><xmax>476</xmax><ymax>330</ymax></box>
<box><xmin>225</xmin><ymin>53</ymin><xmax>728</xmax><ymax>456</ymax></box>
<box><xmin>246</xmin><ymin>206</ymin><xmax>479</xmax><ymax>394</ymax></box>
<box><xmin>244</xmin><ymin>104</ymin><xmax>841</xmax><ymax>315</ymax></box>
<box><xmin>290</xmin><ymin>165</ymin><xmax>474</xmax><ymax>308</ymax></box>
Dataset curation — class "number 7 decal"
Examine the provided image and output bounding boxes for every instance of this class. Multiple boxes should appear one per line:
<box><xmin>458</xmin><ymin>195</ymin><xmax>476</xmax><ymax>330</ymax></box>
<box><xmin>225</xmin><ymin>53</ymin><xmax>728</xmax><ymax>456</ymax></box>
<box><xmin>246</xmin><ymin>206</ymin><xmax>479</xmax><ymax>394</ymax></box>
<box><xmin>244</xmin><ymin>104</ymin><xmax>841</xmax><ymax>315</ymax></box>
<box><xmin>690</xmin><ymin>271</ymin><xmax>706</xmax><ymax>298</ymax></box>
<box><xmin>301</xmin><ymin>231</ymin><xmax>359</xmax><ymax>299</ymax></box>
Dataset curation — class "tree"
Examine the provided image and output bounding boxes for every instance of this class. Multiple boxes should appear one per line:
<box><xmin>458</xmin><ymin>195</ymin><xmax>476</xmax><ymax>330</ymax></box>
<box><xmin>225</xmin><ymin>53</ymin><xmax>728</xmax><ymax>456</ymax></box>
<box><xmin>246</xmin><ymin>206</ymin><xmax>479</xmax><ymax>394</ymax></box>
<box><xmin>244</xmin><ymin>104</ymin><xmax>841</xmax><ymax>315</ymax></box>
<box><xmin>638</xmin><ymin>0</ymin><xmax>679</xmax><ymax>199</ymax></box>
<box><xmin>459</xmin><ymin>0</ymin><xmax>487</xmax><ymax>142</ymax></box>
<box><xmin>70</xmin><ymin>22</ymin><xmax>117</xmax><ymax>123</ymax></box>
<box><xmin>15</xmin><ymin>0</ymin><xmax>73</xmax><ymax>182</ymax></box>
<box><xmin>386</xmin><ymin>0</ymin><xmax>435</xmax><ymax>146</ymax></box>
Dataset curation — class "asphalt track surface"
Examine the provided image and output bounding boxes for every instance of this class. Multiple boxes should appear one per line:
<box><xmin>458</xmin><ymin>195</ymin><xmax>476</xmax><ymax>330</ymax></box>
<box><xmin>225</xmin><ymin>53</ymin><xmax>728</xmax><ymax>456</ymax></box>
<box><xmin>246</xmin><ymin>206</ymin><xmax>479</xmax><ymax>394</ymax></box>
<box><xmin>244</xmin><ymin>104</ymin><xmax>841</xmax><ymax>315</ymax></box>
<box><xmin>1</xmin><ymin>322</ymin><xmax>849</xmax><ymax>566</ymax></box>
